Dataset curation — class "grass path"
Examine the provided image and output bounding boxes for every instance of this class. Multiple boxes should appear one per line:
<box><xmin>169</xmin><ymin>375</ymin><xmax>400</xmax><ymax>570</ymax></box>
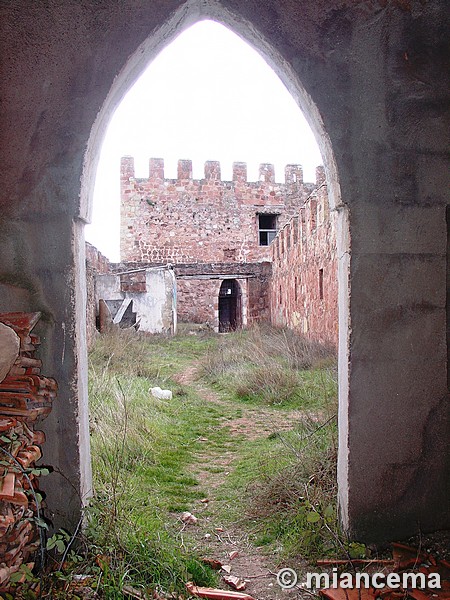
<box><xmin>172</xmin><ymin>361</ymin><xmax>307</xmax><ymax>600</ymax></box>
<box><xmin>88</xmin><ymin>328</ymin><xmax>338</xmax><ymax>599</ymax></box>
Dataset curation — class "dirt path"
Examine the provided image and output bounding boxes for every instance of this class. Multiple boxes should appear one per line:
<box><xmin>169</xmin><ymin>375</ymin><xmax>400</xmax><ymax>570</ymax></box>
<box><xmin>175</xmin><ymin>362</ymin><xmax>308</xmax><ymax>440</ymax></box>
<box><xmin>173</xmin><ymin>364</ymin><xmax>308</xmax><ymax>600</ymax></box>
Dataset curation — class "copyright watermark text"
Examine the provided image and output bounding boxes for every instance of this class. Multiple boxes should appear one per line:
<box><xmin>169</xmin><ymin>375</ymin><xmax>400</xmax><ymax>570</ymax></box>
<box><xmin>276</xmin><ymin>568</ymin><xmax>441</xmax><ymax>590</ymax></box>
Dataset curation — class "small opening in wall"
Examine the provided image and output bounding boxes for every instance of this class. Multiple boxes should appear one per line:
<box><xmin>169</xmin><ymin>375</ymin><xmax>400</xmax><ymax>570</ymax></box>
<box><xmin>294</xmin><ymin>276</ymin><xmax>298</xmax><ymax>302</ymax></box>
<box><xmin>258</xmin><ymin>213</ymin><xmax>278</xmax><ymax>246</ymax></box>
<box><xmin>219</xmin><ymin>279</ymin><xmax>242</xmax><ymax>332</ymax></box>
<box><xmin>279</xmin><ymin>285</ymin><xmax>282</xmax><ymax>305</ymax></box>
<box><xmin>319</xmin><ymin>268</ymin><xmax>324</xmax><ymax>300</ymax></box>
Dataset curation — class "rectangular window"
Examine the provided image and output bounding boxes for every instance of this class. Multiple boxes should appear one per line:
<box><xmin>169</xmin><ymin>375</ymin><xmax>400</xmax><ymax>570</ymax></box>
<box><xmin>319</xmin><ymin>268</ymin><xmax>324</xmax><ymax>300</ymax></box>
<box><xmin>258</xmin><ymin>213</ymin><xmax>277</xmax><ymax>246</ymax></box>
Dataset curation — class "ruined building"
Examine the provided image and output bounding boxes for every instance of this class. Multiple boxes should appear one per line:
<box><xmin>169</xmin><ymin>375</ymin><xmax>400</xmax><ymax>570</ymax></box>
<box><xmin>119</xmin><ymin>156</ymin><xmax>337</xmax><ymax>344</ymax></box>
<box><xmin>1</xmin><ymin>0</ymin><xmax>448</xmax><ymax>548</ymax></box>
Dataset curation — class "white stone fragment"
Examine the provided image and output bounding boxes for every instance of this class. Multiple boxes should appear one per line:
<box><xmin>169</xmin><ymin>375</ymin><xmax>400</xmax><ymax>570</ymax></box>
<box><xmin>180</xmin><ymin>511</ymin><xmax>198</xmax><ymax>524</ymax></box>
<box><xmin>150</xmin><ymin>386</ymin><xmax>173</xmax><ymax>400</ymax></box>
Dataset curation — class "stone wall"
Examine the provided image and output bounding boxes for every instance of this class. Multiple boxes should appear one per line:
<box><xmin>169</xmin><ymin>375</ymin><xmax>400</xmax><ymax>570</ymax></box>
<box><xmin>120</xmin><ymin>157</ymin><xmax>316</xmax><ymax>264</ymax></box>
<box><xmin>176</xmin><ymin>279</ymin><xmax>220</xmax><ymax>327</ymax></box>
<box><xmin>85</xmin><ymin>243</ymin><xmax>110</xmax><ymax>348</ymax></box>
<box><xmin>173</xmin><ymin>262</ymin><xmax>272</xmax><ymax>329</ymax></box>
<box><xmin>3</xmin><ymin>0</ymin><xmax>446</xmax><ymax>543</ymax></box>
<box><xmin>270</xmin><ymin>169</ymin><xmax>338</xmax><ymax>347</ymax></box>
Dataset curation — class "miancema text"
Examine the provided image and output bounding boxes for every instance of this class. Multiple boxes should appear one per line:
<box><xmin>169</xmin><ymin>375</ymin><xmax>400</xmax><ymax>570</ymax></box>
<box><xmin>306</xmin><ymin>569</ymin><xmax>441</xmax><ymax>590</ymax></box>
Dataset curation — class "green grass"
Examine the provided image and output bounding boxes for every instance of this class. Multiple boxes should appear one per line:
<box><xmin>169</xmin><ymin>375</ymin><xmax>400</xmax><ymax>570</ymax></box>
<box><xmin>80</xmin><ymin>325</ymin><xmax>340</xmax><ymax>597</ymax></box>
<box><xmin>212</xmin><ymin>410</ymin><xmax>340</xmax><ymax>561</ymax></box>
<box><xmin>195</xmin><ymin>325</ymin><xmax>341</xmax><ymax>560</ymax></box>
<box><xmin>200</xmin><ymin>323</ymin><xmax>336</xmax><ymax>409</ymax></box>
<box><xmin>89</xmin><ymin>326</ymin><xmax>218</xmax><ymax>380</ymax></box>
<box><xmin>86</xmin><ymin>332</ymin><xmax>227</xmax><ymax>596</ymax></box>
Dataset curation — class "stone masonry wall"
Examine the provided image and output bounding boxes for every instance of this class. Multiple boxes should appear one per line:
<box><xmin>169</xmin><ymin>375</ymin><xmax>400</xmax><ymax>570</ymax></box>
<box><xmin>120</xmin><ymin>157</ymin><xmax>316</xmax><ymax>264</ymax></box>
<box><xmin>176</xmin><ymin>279</ymin><xmax>220</xmax><ymax>327</ymax></box>
<box><xmin>173</xmin><ymin>262</ymin><xmax>272</xmax><ymax>328</ymax></box>
<box><xmin>270</xmin><ymin>169</ymin><xmax>338</xmax><ymax>348</ymax></box>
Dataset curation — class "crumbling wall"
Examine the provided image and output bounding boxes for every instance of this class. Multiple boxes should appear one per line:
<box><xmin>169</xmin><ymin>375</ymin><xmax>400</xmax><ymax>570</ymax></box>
<box><xmin>95</xmin><ymin>268</ymin><xmax>176</xmax><ymax>334</ymax></box>
<box><xmin>120</xmin><ymin>157</ymin><xmax>315</xmax><ymax>264</ymax></box>
<box><xmin>85</xmin><ymin>243</ymin><xmax>110</xmax><ymax>347</ymax></box>
<box><xmin>270</xmin><ymin>170</ymin><xmax>338</xmax><ymax>347</ymax></box>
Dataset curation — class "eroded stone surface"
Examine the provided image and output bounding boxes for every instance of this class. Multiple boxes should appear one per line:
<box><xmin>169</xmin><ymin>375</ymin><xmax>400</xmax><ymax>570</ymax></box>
<box><xmin>271</xmin><ymin>176</ymin><xmax>337</xmax><ymax>347</ymax></box>
<box><xmin>0</xmin><ymin>323</ymin><xmax>20</xmax><ymax>383</ymax></box>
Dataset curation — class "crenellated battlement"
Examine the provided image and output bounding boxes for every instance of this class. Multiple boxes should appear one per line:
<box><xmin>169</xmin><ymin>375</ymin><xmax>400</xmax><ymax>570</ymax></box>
<box><xmin>121</xmin><ymin>156</ymin><xmax>323</xmax><ymax>185</ymax></box>
<box><xmin>120</xmin><ymin>155</ymin><xmax>325</xmax><ymax>266</ymax></box>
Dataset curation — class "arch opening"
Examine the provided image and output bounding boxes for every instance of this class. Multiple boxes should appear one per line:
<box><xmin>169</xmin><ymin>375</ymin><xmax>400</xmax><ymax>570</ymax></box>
<box><xmin>80</xmin><ymin>0</ymin><xmax>347</xmax><ymax>537</ymax></box>
<box><xmin>81</xmin><ymin>5</ymin><xmax>342</xmax><ymax>225</ymax></box>
<box><xmin>218</xmin><ymin>279</ymin><xmax>242</xmax><ymax>333</ymax></box>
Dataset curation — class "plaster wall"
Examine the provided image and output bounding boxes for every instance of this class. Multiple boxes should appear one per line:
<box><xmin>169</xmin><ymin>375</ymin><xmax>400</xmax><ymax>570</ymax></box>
<box><xmin>95</xmin><ymin>269</ymin><xmax>176</xmax><ymax>334</ymax></box>
<box><xmin>0</xmin><ymin>0</ymin><xmax>448</xmax><ymax>541</ymax></box>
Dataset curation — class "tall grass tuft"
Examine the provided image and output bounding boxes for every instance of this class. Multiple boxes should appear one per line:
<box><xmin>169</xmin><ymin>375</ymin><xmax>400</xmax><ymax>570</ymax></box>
<box><xmin>249</xmin><ymin>412</ymin><xmax>340</xmax><ymax>559</ymax></box>
<box><xmin>200</xmin><ymin>324</ymin><xmax>336</xmax><ymax>408</ymax></box>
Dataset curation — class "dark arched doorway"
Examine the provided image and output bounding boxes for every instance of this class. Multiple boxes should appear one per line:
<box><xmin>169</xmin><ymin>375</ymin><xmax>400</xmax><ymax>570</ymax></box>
<box><xmin>218</xmin><ymin>279</ymin><xmax>242</xmax><ymax>333</ymax></box>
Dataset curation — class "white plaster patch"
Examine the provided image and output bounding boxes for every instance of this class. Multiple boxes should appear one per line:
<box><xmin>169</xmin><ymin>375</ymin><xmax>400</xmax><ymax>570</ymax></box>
<box><xmin>0</xmin><ymin>322</ymin><xmax>20</xmax><ymax>382</ymax></box>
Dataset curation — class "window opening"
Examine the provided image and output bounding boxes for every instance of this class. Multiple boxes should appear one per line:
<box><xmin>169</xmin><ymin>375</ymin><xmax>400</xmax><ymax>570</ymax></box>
<box><xmin>258</xmin><ymin>213</ymin><xmax>278</xmax><ymax>246</ymax></box>
<box><xmin>319</xmin><ymin>268</ymin><xmax>324</xmax><ymax>300</ymax></box>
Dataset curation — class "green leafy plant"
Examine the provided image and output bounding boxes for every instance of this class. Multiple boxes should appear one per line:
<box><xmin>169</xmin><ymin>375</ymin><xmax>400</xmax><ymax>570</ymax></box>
<box><xmin>46</xmin><ymin>528</ymin><xmax>71</xmax><ymax>554</ymax></box>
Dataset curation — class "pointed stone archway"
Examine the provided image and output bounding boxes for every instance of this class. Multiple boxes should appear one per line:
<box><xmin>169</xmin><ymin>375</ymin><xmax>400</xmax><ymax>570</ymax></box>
<box><xmin>0</xmin><ymin>1</ymin><xmax>448</xmax><ymax>541</ymax></box>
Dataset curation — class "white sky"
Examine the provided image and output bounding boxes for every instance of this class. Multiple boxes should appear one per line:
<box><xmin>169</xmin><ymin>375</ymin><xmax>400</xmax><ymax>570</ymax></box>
<box><xmin>85</xmin><ymin>20</ymin><xmax>323</xmax><ymax>261</ymax></box>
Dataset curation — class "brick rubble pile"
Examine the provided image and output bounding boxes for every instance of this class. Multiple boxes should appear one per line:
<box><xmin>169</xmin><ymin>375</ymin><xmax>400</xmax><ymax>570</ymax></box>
<box><xmin>0</xmin><ymin>312</ymin><xmax>57</xmax><ymax>590</ymax></box>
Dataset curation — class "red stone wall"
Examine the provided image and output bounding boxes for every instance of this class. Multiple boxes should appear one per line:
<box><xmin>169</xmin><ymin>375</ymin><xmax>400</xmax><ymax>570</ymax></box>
<box><xmin>85</xmin><ymin>243</ymin><xmax>110</xmax><ymax>347</ymax></box>
<box><xmin>85</xmin><ymin>242</ymin><xmax>110</xmax><ymax>274</ymax></box>
<box><xmin>270</xmin><ymin>171</ymin><xmax>338</xmax><ymax>347</ymax></box>
<box><xmin>120</xmin><ymin>157</ymin><xmax>315</xmax><ymax>264</ymax></box>
<box><xmin>176</xmin><ymin>279</ymin><xmax>220</xmax><ymax>326</ymax></box>
<box><xmin>174</xmin><ymin>262</ymin><xmax>272</xmax><ymax>329</ymax></box>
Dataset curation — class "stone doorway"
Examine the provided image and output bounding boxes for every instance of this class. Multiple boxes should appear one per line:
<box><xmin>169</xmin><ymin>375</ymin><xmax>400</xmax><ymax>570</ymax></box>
<box><xmin>218</xmin><ymin>279</ymin><xmax>242</xmax><ymax>332</ymax></box>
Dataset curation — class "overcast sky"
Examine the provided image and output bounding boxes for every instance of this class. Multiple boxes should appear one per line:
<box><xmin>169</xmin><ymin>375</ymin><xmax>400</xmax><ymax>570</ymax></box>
<box><xmin>85</xmin><ymin>20</ymin><xmax>323</xmax><ymax>261</ymax></box>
